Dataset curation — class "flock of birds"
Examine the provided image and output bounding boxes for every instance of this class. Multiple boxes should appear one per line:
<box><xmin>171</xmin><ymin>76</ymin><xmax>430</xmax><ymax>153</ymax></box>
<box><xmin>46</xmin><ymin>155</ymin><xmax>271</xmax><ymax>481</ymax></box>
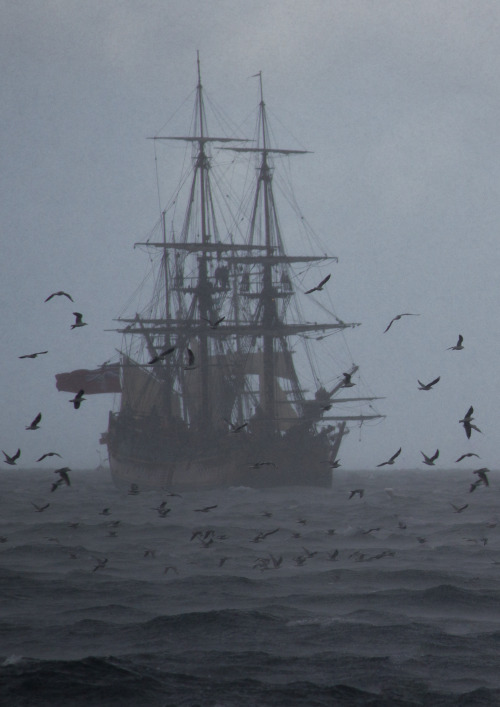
<box><xmin>3</xmin><ymin>291</ymin><xmax>87</xmax><ymax>493</ymax></box>
<box><xmin>1</xmin><ymin>276</ymin><xmax>493</xmax><ymax>576</ymax></box>
<box><xmin>364</xmin><ymin>311</ymin><xmax>491</xmax><ymax>502</ymax></box>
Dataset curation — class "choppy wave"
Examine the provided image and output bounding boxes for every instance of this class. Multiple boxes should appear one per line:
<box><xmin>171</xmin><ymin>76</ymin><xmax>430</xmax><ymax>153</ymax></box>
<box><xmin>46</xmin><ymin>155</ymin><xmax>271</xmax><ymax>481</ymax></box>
<box><xmin>1</xmin><ymin>468</ymin><xmax>500</xmax><ymax>704</ymax></box>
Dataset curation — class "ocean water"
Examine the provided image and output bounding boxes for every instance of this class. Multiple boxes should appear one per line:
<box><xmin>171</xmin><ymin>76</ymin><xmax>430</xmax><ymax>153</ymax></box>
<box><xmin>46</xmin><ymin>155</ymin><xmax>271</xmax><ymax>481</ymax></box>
<box><xmin>1</xmin><ymin>467</ymin><xmax>500</xmax><ymax>707</ymax></box>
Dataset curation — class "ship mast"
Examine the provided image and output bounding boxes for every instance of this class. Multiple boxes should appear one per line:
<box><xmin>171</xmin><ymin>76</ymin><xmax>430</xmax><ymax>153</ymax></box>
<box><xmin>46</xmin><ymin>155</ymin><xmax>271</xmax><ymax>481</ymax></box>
<box><xmin>255</xmin><ymin>73</ymin><xmax>277</xmax><ymax>429</ymax></box>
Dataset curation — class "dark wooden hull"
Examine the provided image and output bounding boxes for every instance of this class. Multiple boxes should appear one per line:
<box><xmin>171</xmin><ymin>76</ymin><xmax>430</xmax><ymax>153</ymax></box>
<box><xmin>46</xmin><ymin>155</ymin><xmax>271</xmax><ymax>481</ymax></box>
<box><xmin>104</xmin><ymin>419</ymin><xmax>338</xmax><ymax>492</ymax></box>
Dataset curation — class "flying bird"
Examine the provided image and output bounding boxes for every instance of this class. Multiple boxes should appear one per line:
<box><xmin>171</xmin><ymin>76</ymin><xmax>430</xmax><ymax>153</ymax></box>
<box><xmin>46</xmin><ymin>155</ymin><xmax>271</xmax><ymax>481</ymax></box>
<box><xmin>459</xmin><ymin>406</ymin><xmax>482</xmax><ymax>439</ymax></box>
<box><xmin>305</xmin><ymin>273</ymin><xmax>331</xmax><ymax>294</ymax></box>
<box><xmin>248</xmin><ymin>461</ymin><xmax>277</xmax><ymax>469</ymax></box>
<box><xmin>342</xmin><ymin>372</ymin><xmax>355</xmax><ymax>388</ymax></box>
<box><xmin>45</xmin><ymin>291</ymin><xmax>74</xmax><ymax>302</ymax></box>
<box><xmin>148</xmin><ymin>347</ymin><xmax>175</xmax><ymax>364</ymax></box>
<box><xmin>349</xmin><ymin>488</ymin><xmax>364</xmax><ymax>499</ymax></box>
<box><xmin>455</xmin><ymin>453</ymin><xmax>480</xmax><ymax>463</ymax></box>
<box><xmin>18</xmin><ymin>351</ymin><xmax>48</xmax><ymax>359</ymax></box>
<box><xmin>376</xmin><ymin>448</ymin><xmax>402</xmax><ymax>467</ymax></box>
<box><xmin>194</xmin><ymin>505</ymin><xmax>218</xmax><ymax>512</ymax></box>
<box><xmin>473</xmin><ymin>467</ymin><xmax>490</xmax><ymax>487</ymax></box>
<box><xmin>383</xmin><ymin>313</ymin><xmax>420</xmax><ymax>333</ymax></box>
<box><xmin>418</xmin><ymin>376</ymin><xmax>440</xmax><ymax>391</ymax></box>
<box><xmin>224</xmin><ymin>418</ymin><xmax>248</xmax><ymax>433</ymax></box>
<box><xmin>448</xmin><ymin>334</ymin><xmax>464</xmax><ymax>351</ymax></box>
<box><xmin>202</xmin><ymin>316</ymin><xmax>225</xmax><ymax>328</ymax></box>
<box><xmin>92</xmin><ymin>557</ymin><xmax>108</xmax><ymax>572</ymax></box>
<box><xmin>31</xmin><ymin>502</ymin><xmax>50</xmax><ymax>513</ymax></box>
<box><xmin>451</xmin><ymin>503</ymin><xmax>468</xmax><ymax>513</ymax></box>
<box><xmin>54</xmin><ymin>467</ymin><xmax>71</xmax><ymax>486</ymax></box>
<box><xmin>26</xmin><ymin>413</ymin><xmax>42</xmax><ymax>430</ymax></box>
<box><xmin>421</xmin><ymin>449</ymin><xmax>439</xmax><ymax>466</ymax></box>
<box><xmin>36</xmin><ymin>452</ymin><xmax>62</xmax><ymax>462</ymax></box>
<box><xmin>69</xmin><ymin>390</ymin><xmax>86</xmax><ymax>409</ymax></box>
<box><xmin>71</xmin><ymin>312</ymin><xmax>87</xmax><ymax>329</ymax></box>
<box><xmin>3</xmin><ymin>449</ymin><xmax>21</xmax><ymax>465</ymax></box>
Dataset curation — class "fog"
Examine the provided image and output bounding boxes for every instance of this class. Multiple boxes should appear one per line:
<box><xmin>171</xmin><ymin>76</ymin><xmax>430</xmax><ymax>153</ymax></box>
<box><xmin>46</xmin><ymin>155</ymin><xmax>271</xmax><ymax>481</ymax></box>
<box><xmin>2</xmin><ymin>1</ymin><xmax>499</xmax><ymax>470</ymax></box>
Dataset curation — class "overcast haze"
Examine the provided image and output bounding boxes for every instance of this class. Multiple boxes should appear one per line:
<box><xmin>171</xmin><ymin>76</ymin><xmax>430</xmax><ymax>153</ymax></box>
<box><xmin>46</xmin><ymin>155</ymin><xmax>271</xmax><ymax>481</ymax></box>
<box><xmin>2</xmin><ymin>1</ymin><xmax>499</xmax><ymax>471</ymax></box>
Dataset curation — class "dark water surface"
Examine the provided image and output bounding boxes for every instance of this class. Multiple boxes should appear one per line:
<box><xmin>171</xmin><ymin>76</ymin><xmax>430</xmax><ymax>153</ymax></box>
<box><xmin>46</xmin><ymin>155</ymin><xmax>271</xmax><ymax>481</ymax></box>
<box><xmin>1</xmin><ymin>467</ymin><xmax>500</xmax><ymax>706</ymax></box>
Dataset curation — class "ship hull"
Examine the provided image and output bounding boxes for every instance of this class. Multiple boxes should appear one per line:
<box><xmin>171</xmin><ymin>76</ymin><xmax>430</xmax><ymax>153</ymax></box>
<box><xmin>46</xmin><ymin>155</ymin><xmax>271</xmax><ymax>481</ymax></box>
<box><xmin>104</xmin><ymin>420</ymin><xmax>336</xmax><ymax>492</ymax></box>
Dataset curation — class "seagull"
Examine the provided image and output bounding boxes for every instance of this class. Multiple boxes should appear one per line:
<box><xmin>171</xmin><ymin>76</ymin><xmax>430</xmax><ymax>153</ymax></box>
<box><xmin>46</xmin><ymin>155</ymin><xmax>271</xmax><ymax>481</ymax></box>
<box><xmin>224</xmin><ymin>418</ymin><xmax>248</xmax><ymax>433</ymax></box>
<box><xmin>451</xmin><ymin>503</ymin><xmax>468</xmax><ymax>513</ymax></box>
<box><xmin>349</xmin><ymin>488</ymin><xmax>364</xmax><ymax>499</ymax></box>
<box><xmin>184</xmin><ymin>347</ymin><xmax>196</xmax><ymax>369</ymax></box>
<box><xmin>148</xmin><ymin>347</ymin><xmax>175</xmax><ymax>364</ymax></box>
<box><xmin>305</xmin><ymin>273</ymin><xmax>331</xmax><ymax>294</ymax></box>
<box><xmin>18</xmin><ymin>351</ymin><xmax>48</xmax><ymax>359</ymax></box>
<box><xmin>376</xmin><ymin>447</ymin><xmax>402</xmax><ymax>467</ymax></box>
<box><xmin>455</xmin><ymin>453</ymin><xmax>480</xmax><ymax>463</ymax></box>
<box><xmin>418</xmin><ymin>376</ymin><xmax>440</xmax><ymax>391</ymax></box>
<box><xmin>31</xmin><ymin>502</ymin><xmax>50</xmax><ymax>512</ymax></box>
<box><xmin>202</xmin><ymin>316</ymin><xmax>225</xmax><ymax>328</ymax></box>
<box><xmin>459</xmin><ymin>406</ymin><xmax>482</xmax><ymax>439</ymax></box>
<box><xmin>163</xmin><ymin>565</ymin><xmax>179</xmax><ymax>575</ymax></box>
<box><xmin>26</xmin><ymin>412</ymin><xmax>42</xmax><ymax>430</ymax></box>
<box><xmin>383</xmin><ymin>313</ymin><xmax>420</xmax><ymax>333</ymax></box>
<box><xmin>342</xmin><ymin>372</ymin><xmax>355</xmax><ymax>388</ymax></box>
<box><xmin>71</xmin><ymin>312</ymin><xmax>87</xmax><ymax>329</ymax></box>
<box><xmin>69</xmin><ymin>390</ymin><xmax>86</xmax><ymax>409</ymax></box>
<box><xmin>469</xmin><ymin>480</ymin><xmax>482</xmax><ymax>493</ymax></box>
<box><xmin>248</xmin><ymin>461</ymin><xmax>276</xmax><ymax>469</ymax></box>
<box><xmin>45</xmin><ymin>291</ymin><xmax>74</xmax><ymax>302</ymax></box>
<box><xmin>36</xmin><ymin>452</ymin><xmax>62</xmax><ymax>462</ymax></box>
<box><xmin>473</xmin><ymin>467</ymin><xmax>490</xmax><ymax>487</ymax></box>
<box><xmin>92</xmin><ymin>557</ymin><xmax>108</xmax><ymax>572</ymax></box>
<box><xmin>54</xmin><ymin>467</ymin><xmax>71</xmax><ymax>486</ymax></box>
<box><xmin>99</xmin><ymin>508</ymin><xmax>111</xmax><ymax>516</ymax></box>
<box><xmin>421</xmin><ymin>449</ymin><xmax>439</xmax><ymax>466</ymax></box>
<box><xmin>194</xmin><ymin>505</ymin><xmax>218</xmax><ymax>513</ymax></box>
<box><xmin>448</xmin><ymin>334</ymin><xmax>464</xmax><ymax>351</ymax></box>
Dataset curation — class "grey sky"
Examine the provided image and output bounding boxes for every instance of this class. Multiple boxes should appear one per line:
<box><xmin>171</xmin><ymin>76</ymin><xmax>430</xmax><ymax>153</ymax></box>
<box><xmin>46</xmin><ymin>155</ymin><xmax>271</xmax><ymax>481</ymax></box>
<box><xmin>2</xmin><ymin>1</ymin><xmax>499</xmax><ymax>470</ymax></box>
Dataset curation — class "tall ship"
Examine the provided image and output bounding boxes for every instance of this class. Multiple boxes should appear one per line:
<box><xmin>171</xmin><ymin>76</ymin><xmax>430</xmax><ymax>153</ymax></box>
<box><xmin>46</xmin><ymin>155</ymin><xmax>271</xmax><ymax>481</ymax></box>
<box><xmin>57</xmin><ymin>57</ymin><xmax>383</xmax><ymax>491</ymax></box>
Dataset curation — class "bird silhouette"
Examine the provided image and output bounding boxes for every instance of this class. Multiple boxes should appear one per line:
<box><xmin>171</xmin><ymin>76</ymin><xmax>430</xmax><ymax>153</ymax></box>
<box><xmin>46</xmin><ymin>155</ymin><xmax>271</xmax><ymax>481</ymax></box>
<box><xmin>54</xmin><ymin>467</ymin><xmax>71</xmax><ymax>486</ymax></box>
<box><xmin>305</xmin><ymin>274</ymin><xmax>331</xmax><ymax>294</ymax></box>
<box><xmin>459</xmin><ymin>406</ymin><xmax>482</xmax><ymax>439</ymax></box>
<box><xmin>26</xmin><ymin>413</ymin><xmax>42</xmax><ymax>430</ymax></box>
<box><xmin>202</xmin><ymin>315</ymin><xmax>225</xmax><ymax>328</ymax></box>
<box><xmin>377</xmin><ymin>448</ymin><xmax>402</xmax><ymax>467</ymax></box>
<box><xmin>418</xmin><ymin>376</ymin><xmax>440</xmax><ymax>391</ymax></box>
<box><xmin>18</xmin><ymin>351</ymin><xmax>48</xmax><ymax>359</ymax></box>
<box><xmin>383</xmin><ymin>313</ymin><xmax>420</xmax><ymax>333</ymax></box>
<box><xmin>45</xmin><ymin>291</ymin><xmax>73</xmax><ymax>302</ymax></box>
<box><xmin>71</xmin><ymin>312</ymin><xmax>87</xmax><ymax>329</ymax></box>
<box><xmin>447</xmin><ymin>334</ymin><xmax>464</xmax><ymax>351</ymax></box>
<box><xmin>455</xmin><ymin>452</ymin><xmax>480</xmax><ymax>463</ymax></box>
<box><xmin>36</xmin><ymin>452</ymin><xmax>62</xmax><ymax>462</ymax></box>
<box><xmin>31</xmin><ymin>502</ymin><xmax>50</xmax><ymax>512</ymax></box>
<box><xmin>69</xmin><ymin>390</ymin><xmax>86</xmax><ymax>409</ymax></box>
<box><xmin>342</xmin><ymin>372</ymin><xmax>355</xmax><ymax>388</ymax></box>
<box><xmin>3</xmin><ymin>449</ymin><xmax>21</xmax><ymax>465</ymax></box>
<box><xmin>148</xmin><ymin>347</ymin><xmax>175</xmax><ymax>364</ymax></box>
<box><xmin>421</xmin><ymin>449</ymin><xmax>439</xmax><ymax>466</ymax></box>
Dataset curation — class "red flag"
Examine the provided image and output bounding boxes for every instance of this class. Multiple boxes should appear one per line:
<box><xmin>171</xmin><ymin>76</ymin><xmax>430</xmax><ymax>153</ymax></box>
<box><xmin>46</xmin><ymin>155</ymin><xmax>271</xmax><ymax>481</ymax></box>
<box><xmin>55</xmin><ymin>364</ymin><xmax>121</xmax><ymax>395</ymax></box>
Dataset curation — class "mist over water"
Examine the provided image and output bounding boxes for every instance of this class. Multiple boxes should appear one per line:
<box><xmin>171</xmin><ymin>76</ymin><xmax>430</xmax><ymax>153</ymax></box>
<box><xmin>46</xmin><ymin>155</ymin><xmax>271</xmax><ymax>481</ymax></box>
<box><xmin>1</xmin><ymin>467</ymin><xmax>500</xmax><ymax>706</ymax></box>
